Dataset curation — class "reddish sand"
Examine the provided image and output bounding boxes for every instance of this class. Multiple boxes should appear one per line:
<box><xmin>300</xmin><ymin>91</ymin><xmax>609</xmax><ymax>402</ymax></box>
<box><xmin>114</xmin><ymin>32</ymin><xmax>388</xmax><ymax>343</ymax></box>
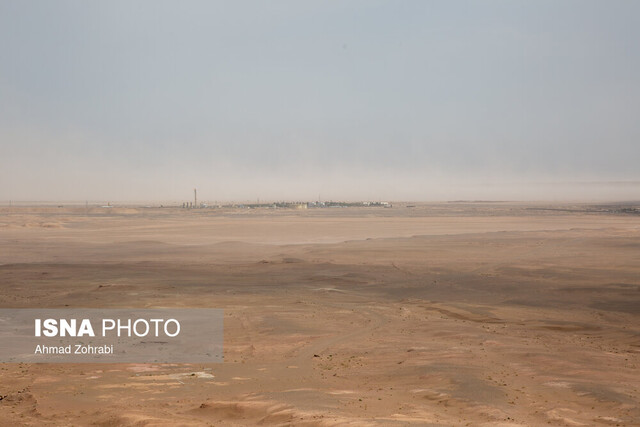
<box><xmin>1</xmin><ymin>203</ymin><xmax>638</xmax><ymax>425</ymax></box>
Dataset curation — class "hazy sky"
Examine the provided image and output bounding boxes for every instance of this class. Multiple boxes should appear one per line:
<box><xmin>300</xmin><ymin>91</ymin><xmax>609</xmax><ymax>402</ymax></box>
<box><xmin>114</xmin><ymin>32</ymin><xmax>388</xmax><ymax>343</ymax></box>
<box><xmin>1</xmin><ymin>1</ymin><xmax>639</xmax><ymax>202</ymax></box>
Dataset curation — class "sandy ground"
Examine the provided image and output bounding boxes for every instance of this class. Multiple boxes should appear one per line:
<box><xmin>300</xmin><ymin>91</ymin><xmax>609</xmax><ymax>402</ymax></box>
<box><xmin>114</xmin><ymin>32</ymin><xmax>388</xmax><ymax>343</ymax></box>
<box><xmin>0</xmin><ymin>203</ymin><xmax>639</xmax><ymax>426</ymax></box>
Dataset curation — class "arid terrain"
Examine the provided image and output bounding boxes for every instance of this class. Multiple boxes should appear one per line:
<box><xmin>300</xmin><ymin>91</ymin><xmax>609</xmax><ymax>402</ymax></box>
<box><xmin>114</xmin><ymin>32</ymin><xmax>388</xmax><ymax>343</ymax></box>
<box><xmin>0</xmin><ymin>202</ymin><xmax>639</xmax><ymax>426</ymax></box>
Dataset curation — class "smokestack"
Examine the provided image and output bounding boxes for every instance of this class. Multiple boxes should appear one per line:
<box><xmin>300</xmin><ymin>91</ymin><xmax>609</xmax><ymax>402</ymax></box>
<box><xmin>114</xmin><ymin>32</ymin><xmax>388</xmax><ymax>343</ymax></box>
<box><xmin>194</xmin><ymin>188</ymin><xmax>197</xmax><ymax>208</ymax></box>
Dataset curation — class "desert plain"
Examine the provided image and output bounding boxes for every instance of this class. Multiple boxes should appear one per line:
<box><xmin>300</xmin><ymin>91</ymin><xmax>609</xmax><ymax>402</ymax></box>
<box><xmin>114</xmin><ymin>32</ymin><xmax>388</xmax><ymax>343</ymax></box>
<box><xmin>0</xmin><ymin>202</ymin><xmax>638</xmax><ymax>426</ymax></box>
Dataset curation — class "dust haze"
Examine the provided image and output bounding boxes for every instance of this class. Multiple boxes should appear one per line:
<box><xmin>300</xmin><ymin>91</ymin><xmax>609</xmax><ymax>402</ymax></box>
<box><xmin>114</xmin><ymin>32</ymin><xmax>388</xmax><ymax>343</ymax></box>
<box><xmin>1</xmin><ymin>1</ymin><xmax>639</xmax><ymax>202</ymax></box>
<box><xmin>2</xmin><ymin>2</ymin><xmax>640</xmax><ymax>426</ymax></box>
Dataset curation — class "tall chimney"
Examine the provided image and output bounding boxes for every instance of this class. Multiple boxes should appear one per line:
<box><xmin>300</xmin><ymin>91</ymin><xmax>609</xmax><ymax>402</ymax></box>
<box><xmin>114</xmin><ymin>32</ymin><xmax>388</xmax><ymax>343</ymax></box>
<box><xmin>194</xmin><ymin>188</ymin><xmax>197</xmax><ymax>208</ymax></box>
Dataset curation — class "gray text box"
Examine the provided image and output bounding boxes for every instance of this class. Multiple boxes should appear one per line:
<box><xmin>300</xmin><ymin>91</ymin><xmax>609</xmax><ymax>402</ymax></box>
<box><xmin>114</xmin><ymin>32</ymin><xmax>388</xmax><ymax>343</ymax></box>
<box><xmin>0</xmin><ymin>309</ymin><xmax>223</xmax><ymax>363</ymax></box>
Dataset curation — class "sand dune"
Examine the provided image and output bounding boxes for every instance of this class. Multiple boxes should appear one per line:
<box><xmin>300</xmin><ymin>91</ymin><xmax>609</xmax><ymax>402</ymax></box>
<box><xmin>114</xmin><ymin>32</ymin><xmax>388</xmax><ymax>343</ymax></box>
<box><xmin>0</xmin><ymin>203</ymin><xmax>638</xmax><ymax>425</ymax></box>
